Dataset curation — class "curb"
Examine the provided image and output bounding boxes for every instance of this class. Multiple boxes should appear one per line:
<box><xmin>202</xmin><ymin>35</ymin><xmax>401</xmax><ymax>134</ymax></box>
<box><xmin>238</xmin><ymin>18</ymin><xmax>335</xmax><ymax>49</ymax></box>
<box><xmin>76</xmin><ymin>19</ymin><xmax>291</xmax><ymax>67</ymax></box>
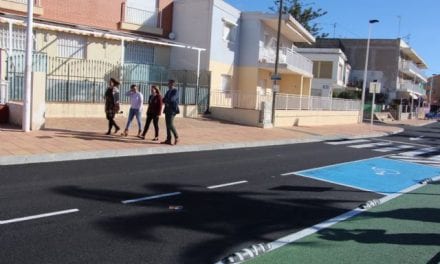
<box><xmin>0</xmin><ymin>128</ymin><xmax>404</xmax><ymax>166</ymax></box>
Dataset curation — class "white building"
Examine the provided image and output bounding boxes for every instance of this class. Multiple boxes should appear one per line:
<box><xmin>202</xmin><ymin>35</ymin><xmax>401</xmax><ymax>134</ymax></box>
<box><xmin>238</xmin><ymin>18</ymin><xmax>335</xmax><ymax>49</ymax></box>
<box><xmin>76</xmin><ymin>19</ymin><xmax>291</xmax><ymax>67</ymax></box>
<box><xmin>297</xmin><ymin>48</ymin><xmax>351</xmax><ymax>97</ymax></box>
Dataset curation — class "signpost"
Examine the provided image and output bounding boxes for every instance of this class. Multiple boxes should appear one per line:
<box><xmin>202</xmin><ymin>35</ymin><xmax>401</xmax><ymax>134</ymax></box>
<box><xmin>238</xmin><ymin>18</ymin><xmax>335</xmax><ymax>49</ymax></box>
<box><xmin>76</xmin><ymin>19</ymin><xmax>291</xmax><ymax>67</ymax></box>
<box><xmin>369</xmin><ymin>82</ymin><xmax>381</xmax><ymax>127</ymax></box>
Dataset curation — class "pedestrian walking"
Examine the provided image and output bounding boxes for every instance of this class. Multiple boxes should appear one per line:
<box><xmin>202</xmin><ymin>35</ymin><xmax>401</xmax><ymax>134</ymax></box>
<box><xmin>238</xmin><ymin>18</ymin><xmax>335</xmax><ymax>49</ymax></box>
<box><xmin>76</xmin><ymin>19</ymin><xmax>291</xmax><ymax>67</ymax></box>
<box><xmin>139</xmin><ymin>85</ymin><xmax>163</xmax><ymax>141</ymax></box>
<box><xmin>104</xmin><ymin>78</ymin><xmax>121</xmax><ymax>135</ymax></box>
<box><xmin>122</xmin><ymin>84</ymin><xmax>144</xmax><ymax>137</ymax></box>
<box><xmin>161</xmin><ymin>79</ymin><xmax>180</xmax><ymax>145</ymax></box>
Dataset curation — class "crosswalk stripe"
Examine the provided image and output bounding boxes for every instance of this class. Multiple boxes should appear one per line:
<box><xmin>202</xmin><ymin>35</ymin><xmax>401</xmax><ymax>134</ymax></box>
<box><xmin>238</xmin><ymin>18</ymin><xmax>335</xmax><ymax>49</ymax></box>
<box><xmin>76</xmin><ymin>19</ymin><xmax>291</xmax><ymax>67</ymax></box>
<box><xmin>373</xmin><ymin>145</ymin><xmax>414</xmax><ymax>153</ymax></box>
<box><xmin>429</xmin><ymin>155</ymin><xmax>440</xmax><ymax>161</ymax></box>
<box><xmin>374</xmin><ymin>147</ymin><xmax>401</xmax><ymax>152</ymax></box>
<box><xmin>399</xmin><ymin>148</ymin><xmax>436</xmax><ymax>157</ymax></box>
<box><xmin>349</xmin><ymin>142</ymin><xmax>392</xmax><ymax>149</ymax></box>
<box><xmin>326</xmin><ymin>139</ymin><xmax>370</xmax><ymax>145</ymax></box>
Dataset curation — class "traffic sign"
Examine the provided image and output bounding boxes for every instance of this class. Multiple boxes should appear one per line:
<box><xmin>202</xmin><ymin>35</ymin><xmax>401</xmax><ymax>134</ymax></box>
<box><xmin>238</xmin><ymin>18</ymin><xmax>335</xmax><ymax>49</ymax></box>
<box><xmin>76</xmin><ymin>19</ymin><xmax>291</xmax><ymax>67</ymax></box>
<box><xmin>369</xmin><ymin>82</ymin><xmax>381</xmax><ymax>93</ymax></box>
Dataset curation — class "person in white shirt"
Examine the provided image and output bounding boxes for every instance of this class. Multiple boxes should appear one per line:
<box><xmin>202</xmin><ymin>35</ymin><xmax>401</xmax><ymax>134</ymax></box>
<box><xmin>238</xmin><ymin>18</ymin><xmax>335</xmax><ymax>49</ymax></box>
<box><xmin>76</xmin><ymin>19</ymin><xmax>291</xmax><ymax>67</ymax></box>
<box><xmin>122</xmin><ymin>84</ymin><xmax>144</xmax><ymax>137</ymax></box>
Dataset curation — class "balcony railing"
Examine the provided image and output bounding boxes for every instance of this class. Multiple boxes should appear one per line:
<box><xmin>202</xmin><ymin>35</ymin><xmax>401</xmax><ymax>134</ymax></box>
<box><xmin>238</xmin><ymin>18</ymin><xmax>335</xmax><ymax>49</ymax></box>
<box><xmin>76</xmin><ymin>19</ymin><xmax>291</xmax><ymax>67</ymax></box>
<box><xmin>123</xmin><ymin>5</ymin><xmax>159</xmax><ymax>28</ymax></box>
<box><xmin>400</xmin><ymin>59</ymin><xmax>426</xmax><ymax>80</ymax></box>
<box><xmin>259</xmin><ymin>47</ymin><xmax>313</xmax><ymax>74</ymax></box>
<box><xmin>275</xmin><ymin>93</ymin><xmax>361</xmax><ymax>111</ymax></box>
<box><xmin>210</xmin><ymin>90</ymin><xmax>272</xmax><ymax>110</ymax></box>
<box><xmin>399</xmin><ymin>80</ymin><xmax>426</xmax><ymax>95</ymax></box>
<box><xmin>1</xmin><ymin>0</ymin><xmax>41</xmax><ymax>6</ymax></box>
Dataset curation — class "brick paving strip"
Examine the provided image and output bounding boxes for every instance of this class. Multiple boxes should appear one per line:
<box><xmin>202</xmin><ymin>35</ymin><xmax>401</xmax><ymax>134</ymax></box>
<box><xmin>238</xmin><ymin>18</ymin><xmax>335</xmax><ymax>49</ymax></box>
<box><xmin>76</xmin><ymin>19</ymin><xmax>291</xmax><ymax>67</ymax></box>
<box><xmin>0</xmin><ymin>117</ymin><xmax>425</xmax><ymax>165</ymax></box>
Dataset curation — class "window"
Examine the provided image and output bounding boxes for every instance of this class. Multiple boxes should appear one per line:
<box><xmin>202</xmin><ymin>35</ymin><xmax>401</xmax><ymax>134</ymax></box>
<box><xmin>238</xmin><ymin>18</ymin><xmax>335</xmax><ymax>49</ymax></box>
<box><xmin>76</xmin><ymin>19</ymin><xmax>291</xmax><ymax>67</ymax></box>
<box><xmin>221</xmin><ymin>74</ymin><xmax>232</xmax><ymax>91</ymax></box>
<box><xmin>0</xmin><ymin>24</ymin><xmax>26</xmax><ymax>51</ymax></box>
<box><xmin>222</xmin><ymin>21</ymin><xmax>237</xmax><ymax>43</ymax></box>
<box><xmin>124</xmin><ymin>42</ymin><xmax>155</xmax><ymax>64</ymax></box>
<box><xmin>313</xmin><ymin>61</ymin><xmax>333</xmax><ymax>79</ymax></box>
<box><xmin>57</xmin><ymin>33</ymin><xmax>86</xmax><ymax>59</ymax></box>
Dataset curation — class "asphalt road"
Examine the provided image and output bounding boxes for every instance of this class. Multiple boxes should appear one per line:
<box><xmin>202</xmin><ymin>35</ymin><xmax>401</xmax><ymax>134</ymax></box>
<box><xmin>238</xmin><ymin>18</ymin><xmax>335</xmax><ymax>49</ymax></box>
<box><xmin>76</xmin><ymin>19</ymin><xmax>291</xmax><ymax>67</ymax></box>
<box><xmin>1</xmin><ymin>122</ymin><xmax>438</xmax><ymax>264</ymax></box>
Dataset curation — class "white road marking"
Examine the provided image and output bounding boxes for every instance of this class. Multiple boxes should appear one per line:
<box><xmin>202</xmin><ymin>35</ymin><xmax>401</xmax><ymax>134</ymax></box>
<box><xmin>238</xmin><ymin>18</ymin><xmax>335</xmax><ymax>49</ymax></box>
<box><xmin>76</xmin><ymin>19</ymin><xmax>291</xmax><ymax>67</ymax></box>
<box><xmin>121</xmin><ymin>192</ymin><xmax>181</xmax><ymax>204</ymax></box>
<box><xmin>0</xmin><ymin>209</ymin><xmax>79</xmax><ymax>225</ymax></box>
<box><xmin>399</xmin><ymin>148</ymin><xmax>436</xmax><ymax>157</ymax></box>
<box><xmin>375</xmin><ymin>138</ymin><xmax>430</xmax><ymax>147</ymax></box>
<box><xmin>373</xmin><ymin>145</ymin><xmax>414</xmax><ymax>152</ymax></box>
<box><xmin>326</xmin><ymin>139</ymin><xmax>370</xmax><ymax>145</ymax></box>
<box><xmin>268</xmin><ymin>176</ymin><xmax>440</xmax><ymax>252</ymax></box>
<box><xmin>349</xmin><ymin>142</ymin><xmax>392</xmax><ymax>149</ymax></box>
<box><xmin>207</xmin><ymin>180</ymin><xmax>248</xmax><ymax>189</ymax></box>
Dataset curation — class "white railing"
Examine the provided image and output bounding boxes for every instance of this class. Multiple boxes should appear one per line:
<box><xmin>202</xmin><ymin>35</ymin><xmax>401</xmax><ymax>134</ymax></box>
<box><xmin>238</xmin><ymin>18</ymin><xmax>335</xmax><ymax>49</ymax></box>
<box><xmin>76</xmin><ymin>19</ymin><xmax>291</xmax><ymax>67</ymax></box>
<box><xmin>210</xmin><ymin>90</ymin><xmax>272</xmax><ymax>110</ymax></box>
<box><xmin>211</xmin><ymin>90</ymin><xmax>360</xmax><ymax>112</ymax></box>
<box><xmin>3</xmin><ymin>0</ymin><xmax>41</xmax><ymax>5</ymax></box>
<box><xmin>275</xmin><ymin>93</ymin><xmax>361</xmax><ymax>111</ymax></box>
<box><xmin>124</xmin><ymin>5</ymin><xmax>158</xmax><ymax>27</ymax></box>
<box><xmin>259</xmin><ymin>47</ymin><xmax>313</xmax><ymax>74</ymax></box>
<box><xmin>400</xmin><ymin>59</ymin><xmax>426</xmax><ymax>80</ymax></box>
<box><xmin>400</xmin><ymin>80</ymin><xmax>426</xmax><ymax>95</ymax></box>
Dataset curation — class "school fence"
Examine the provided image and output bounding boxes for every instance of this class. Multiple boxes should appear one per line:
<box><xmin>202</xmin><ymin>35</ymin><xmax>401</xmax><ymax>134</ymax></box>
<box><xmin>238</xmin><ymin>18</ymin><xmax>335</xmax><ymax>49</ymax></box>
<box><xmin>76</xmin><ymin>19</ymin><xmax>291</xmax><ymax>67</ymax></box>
<box><xmin>6</xmin><ymin>53</ymin><xmax>211</xmax><ymax>113</ymax></box>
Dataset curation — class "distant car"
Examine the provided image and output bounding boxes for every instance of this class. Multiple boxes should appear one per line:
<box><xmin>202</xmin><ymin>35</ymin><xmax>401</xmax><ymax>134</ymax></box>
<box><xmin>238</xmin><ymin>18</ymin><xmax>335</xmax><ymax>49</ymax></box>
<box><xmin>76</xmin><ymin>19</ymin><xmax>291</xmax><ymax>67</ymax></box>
<box><xmin>425</xmin><ymin>111</ymin><xmax>440</xmax><ymax>119</ymax></box>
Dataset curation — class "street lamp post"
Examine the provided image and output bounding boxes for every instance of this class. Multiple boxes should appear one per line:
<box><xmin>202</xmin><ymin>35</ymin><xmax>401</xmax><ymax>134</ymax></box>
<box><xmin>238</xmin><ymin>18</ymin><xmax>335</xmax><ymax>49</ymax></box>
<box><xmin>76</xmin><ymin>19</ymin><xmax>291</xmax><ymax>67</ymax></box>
<box><xmin>271</xmin><ymin>0</ymin><xmax>283</xmax><ymax>126</ymax></box>
<box><xmin>359</xmin><ymin>19</ymin><xmax>379</xmax><ymax>123</ymax></box>
<box><xmin>23</xmin><ymin>0</ymin><xmax>34</xmax><ymax>132</ymax></box>
<box><xmin>429</xmin><ymin>74</ymin><xmax>436</xmax><ymax>112</ymax></box>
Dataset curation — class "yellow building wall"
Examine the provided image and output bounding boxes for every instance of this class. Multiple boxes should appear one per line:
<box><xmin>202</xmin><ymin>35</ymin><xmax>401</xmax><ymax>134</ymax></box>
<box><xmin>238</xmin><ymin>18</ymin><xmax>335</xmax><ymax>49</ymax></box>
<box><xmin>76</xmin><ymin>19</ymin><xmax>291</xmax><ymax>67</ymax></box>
<box><xmin>275</xmin><ymin>110</ymin><xmax>360</xmax><ymax>127</ymax></box>
<box><xmin>236</xmin><ymin>66</ymin><xmax>258</xmax><ymax>93</ymax></box>
<box><xmin>209</xmin><ymin>60</ymin><xmax>237</xmax><ymax>91</ymax></box>
<box><xmin>279</xmin><ymin>74</ymin><xmax>302</xmax><ymax>94</ymax></box>
<box><xmin>302</xmin><ymin>77</ymin><xmax>312</xmax><ymax>96</ymax></box>
<box><xmin>36</xmin><ymin>30</ymin><xmax>58</xmax><ymax>57</ymax></box>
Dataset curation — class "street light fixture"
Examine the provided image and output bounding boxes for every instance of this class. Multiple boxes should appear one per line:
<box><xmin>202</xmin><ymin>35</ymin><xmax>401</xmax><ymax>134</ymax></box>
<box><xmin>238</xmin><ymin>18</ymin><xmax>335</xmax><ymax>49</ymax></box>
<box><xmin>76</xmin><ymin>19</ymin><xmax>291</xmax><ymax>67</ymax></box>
<box><xmin>359</xmin><ymin>19</ymin><xmax>379</xmax><ymax>123</ymax></box>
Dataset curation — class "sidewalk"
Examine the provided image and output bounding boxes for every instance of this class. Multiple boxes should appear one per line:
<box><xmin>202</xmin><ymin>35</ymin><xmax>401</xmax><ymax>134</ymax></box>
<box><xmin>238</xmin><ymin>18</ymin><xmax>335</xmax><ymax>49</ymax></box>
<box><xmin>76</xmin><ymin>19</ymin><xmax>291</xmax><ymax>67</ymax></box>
<box><xmin>0</xmin><ymin>116</ymin><xmax>427</xmax><ymax>165</ymax></box>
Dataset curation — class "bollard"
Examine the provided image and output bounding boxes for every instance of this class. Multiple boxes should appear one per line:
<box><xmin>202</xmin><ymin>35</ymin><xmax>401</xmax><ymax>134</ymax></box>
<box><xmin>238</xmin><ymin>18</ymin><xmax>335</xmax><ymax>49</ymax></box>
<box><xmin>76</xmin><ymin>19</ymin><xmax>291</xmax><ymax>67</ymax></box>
<box><xmin>217</xmin><ymin>243</ymin><xmax>271</xmax><ymax>264</ymax></box>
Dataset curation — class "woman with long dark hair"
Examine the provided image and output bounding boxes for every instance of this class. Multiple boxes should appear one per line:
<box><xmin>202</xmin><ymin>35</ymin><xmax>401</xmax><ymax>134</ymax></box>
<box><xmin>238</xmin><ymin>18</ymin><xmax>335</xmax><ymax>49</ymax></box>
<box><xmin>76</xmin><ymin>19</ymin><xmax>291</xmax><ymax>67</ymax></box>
<box><xmin>104</xmin><ymin>78</ymin><xmax>121</xmax><ymax>135</ymax></box>
<box><xmin>139</xmin><ymin>85</ymin><xmax>163</xmax><ymax>141</ymax></box>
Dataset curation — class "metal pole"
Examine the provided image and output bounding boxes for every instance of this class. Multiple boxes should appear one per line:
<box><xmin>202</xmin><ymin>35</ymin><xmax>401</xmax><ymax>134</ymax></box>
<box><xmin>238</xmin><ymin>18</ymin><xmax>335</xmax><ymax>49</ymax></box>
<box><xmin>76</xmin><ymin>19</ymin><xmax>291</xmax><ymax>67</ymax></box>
<box><xmin>22</xmin><ymin>0</ymin><xmax>34</xmax><ymax>132</ymax></box>
<box><xmin>120</xmin><ymin>38</ymin><xmax>125</xmax><ymax>82</ymax></box>
<box><xmin>370</xmin><ymin>88</ymin><xmax>376</xmax><ymax>127</ymax></box>
<box><xmin>359</xmin><ymin>20</ymin><xmax>378</xmax><ymax>123</ymax></box>
<box><xmin>429</xmin><ymin>74</ymin><xmax>435</xmax><ymax>112</ymax></box>
<box><xmin>271</xmin><ymin>0</ymin><xmax>283</xmax><ymax>126</ymax></box>
<box><xmin>196</xmin><ymin>49</ymin><xmax>201</xmax><ymax>113</ymax></box>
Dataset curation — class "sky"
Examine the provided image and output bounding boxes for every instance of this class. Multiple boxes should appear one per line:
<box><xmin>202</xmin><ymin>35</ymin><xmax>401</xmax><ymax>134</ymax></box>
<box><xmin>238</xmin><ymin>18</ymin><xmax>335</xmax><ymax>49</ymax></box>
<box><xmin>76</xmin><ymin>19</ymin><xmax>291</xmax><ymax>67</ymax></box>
<box><xmin>225</xmin><ymin>0</ymin><xmax>439</xmax><ymax>76</ymax></box>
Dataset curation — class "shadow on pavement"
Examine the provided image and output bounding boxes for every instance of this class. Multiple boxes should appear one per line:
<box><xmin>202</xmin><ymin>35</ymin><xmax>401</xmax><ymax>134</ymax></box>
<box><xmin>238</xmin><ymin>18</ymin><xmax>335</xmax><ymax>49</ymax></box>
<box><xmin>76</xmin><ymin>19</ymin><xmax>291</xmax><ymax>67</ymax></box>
<box><xmin>52</xmin><ymin>182</ymin><xmax>373</xmax><ymax>263</ymax></box>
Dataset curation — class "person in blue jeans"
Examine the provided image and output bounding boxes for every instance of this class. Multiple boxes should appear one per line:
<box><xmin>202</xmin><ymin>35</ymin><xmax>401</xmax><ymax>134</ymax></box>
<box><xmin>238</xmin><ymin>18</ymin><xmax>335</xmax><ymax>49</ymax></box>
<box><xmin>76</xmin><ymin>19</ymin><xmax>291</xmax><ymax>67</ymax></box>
<box><xmin>161</xmin><ymin>79</ymin><xmax>180</xmax><ymax>145</ymax></box>
<box><xmin>122</xmin><ymin>84</ymin><xmax>144</xmax><ymax>137</ymax></box>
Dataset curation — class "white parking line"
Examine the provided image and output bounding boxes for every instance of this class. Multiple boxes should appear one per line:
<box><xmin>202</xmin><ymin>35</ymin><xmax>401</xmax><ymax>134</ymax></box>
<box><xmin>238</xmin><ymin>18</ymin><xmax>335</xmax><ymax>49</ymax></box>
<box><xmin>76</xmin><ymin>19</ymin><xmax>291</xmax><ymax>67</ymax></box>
<box><xmin>207</xmin><ymin>180</ymin><xmax>248</xmax><ymax>189</ymax></box>
<box><xmin>121</xmin><ymin>192</ymin><xmax>182</xmax><ymax>204</ymax></box>
<box><xmin>0</xmin><ymin>209</ymin><xmax>79</xmax><ymax>225</ymax></box>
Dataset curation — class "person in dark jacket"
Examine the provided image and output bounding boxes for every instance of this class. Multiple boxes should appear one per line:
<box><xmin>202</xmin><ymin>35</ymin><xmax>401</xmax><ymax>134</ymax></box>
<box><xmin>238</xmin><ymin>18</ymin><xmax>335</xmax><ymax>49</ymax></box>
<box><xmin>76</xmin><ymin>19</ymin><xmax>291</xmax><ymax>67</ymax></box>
<box><xmin>161</xmin><ymin>79</ymin><xmax>180</xmax><ymax>145</ymax></box>
<box><xmin>139</xmin><ymin>85</ymin><xmax>163</xmax><ymax>141</ymax></box>
<box><xmin>104</xmin><ymin>78</ymin><xmax>121</xmax><ymax>135</ymax></box>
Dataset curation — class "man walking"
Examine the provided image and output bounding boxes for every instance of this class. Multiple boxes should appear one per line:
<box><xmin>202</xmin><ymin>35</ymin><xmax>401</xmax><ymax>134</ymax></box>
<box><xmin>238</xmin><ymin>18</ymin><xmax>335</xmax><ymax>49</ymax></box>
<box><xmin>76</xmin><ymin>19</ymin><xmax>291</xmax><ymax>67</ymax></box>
<box><xmin>161</xmin><ymin>79</ymin><xmax>180</xmax><ymax>145</ymax></box>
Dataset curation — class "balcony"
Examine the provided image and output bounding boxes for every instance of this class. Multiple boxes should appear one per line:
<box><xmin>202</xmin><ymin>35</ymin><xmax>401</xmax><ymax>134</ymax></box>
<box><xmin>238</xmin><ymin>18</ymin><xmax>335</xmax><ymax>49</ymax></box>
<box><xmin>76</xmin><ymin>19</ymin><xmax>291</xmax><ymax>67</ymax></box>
<box><xmin>119</xmin><ymin>3</ymin><xmax>163</xmax><ymax>35</ymax></box>
<box><xmin>0</xmin><ymin>0</ymin><xmax>43</xmax><ymax>15</ymax></box>
<box><xmin>259</xmin><ymin>47</ymin><xmax>313</xmax><ymax>77</ymax></box>
<box><xmin>399</xmin><ymin>80</ymin><xmax>426</xmax><ymax>96</ymax></box>
<box><xmin>399</xmin><ymin>58</ymin><xmax>427</xmax><ymax>82</ymax></box>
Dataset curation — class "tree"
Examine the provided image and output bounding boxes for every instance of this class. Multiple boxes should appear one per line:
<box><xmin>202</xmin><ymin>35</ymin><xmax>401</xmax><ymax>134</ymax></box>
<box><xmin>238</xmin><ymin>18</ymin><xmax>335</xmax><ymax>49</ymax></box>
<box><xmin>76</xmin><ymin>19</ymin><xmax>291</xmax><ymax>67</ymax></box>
<box><xmin>272</xmin><ymin>0</ymin><xmax>328</xmax><ymax>38</ymax></box>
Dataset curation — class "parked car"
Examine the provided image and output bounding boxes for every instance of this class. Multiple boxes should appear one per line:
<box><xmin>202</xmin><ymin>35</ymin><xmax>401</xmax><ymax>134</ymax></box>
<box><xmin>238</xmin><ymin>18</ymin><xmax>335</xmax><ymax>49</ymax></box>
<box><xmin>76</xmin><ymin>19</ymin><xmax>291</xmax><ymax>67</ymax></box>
<box><xmin>425</xmin><ymin>111</ymin><xmax>440</xmax><ymax>119</ymax></box>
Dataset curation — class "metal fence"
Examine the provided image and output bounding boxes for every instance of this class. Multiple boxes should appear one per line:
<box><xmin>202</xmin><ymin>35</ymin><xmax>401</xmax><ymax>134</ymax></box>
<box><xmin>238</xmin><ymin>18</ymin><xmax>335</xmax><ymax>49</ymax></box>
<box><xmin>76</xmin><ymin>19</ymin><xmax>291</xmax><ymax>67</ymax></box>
<box><xmin>7</xmin><ymin>54</ymin><xmax>211</xmax><ymax>113</ymax></box>
<box><xmin>275</xmin><ymin>93</ymin><xmax>361</xmax><ymax>111</ymax></box>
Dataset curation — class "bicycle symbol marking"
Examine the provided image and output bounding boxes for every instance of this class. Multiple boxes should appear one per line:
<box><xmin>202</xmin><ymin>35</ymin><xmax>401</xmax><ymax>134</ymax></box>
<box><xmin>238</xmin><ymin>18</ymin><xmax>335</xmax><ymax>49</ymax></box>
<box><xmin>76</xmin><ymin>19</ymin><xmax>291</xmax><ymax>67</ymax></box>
<box><xmin>372</xmin><ymin>167</ymin><xmax>400</xmax><ymax>176</ymax></box>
